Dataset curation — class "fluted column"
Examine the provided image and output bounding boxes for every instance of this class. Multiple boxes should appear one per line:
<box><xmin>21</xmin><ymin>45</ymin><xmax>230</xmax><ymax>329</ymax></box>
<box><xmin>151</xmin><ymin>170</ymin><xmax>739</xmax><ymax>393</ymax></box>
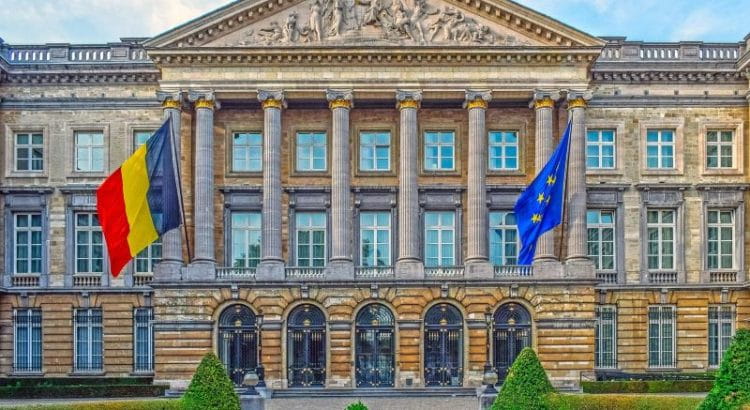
<box><xmin>257</xmin><ymin>90</ymin><xmax>286</xmax><ymax>280</ymax></box>
<box><xmin>395</xmin><ymin>90</ymin><xmax>423</xmax><ymax>278</ymax></box>
<box><xmin>531</xmin><ymin>91</ymin><xmax>561</xmax><ymax>262</ymax></box>
<box><xmin>566</xmin><ymin>91</ymin><xmax>594</xmax><ymax>269</ymax></box>
<box><xmin>186</xmin><ymin>91</ymin><xmax>218</xmax><ymax>279</ymax></box>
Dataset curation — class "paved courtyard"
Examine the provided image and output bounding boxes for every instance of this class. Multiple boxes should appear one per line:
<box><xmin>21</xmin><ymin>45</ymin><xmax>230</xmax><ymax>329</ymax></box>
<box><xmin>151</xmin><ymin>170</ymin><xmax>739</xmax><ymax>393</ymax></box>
<box><xmin>266</xmin><ymin>396</ymin><xmax>479</xmax><ymax>410</ymax></box>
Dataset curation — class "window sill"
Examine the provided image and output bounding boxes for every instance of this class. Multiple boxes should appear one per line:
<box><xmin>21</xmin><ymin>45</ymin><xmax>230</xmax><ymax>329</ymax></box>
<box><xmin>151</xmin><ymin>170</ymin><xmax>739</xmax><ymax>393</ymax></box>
<box><xmin>641</xmin><ymin>169</ymin><xmax>683</xmax><ymax>177</ymax></box>
<box><xmin>487</xmin><ymin>169</ymin><xmax>524</xmax><ymax>177</ymax></box>
<box><xmin>6</xmin><ymin>172</ymin><xmax>49</xmax><ymax>179</ymax></box>
<box><xmin>226</xmin><ymin>171</ymin><xmax>263</xmax><ymax>178</ymax></box>
<box><xmin>290</xmin><ymin>171</ymin><xmax>330</xmax><ymax>178</ymax></box>
<box><xmin>9</xmin><ymin>371</ymin><xmax>45</xmax><ymax>377</ymax></box>
<box><xmin>356</xmin><ymin>169</ymin><xmax>397</xmax><ymax>177</ymax></box>
<box><xmin>586</xmin><ymin>169</ymin><xmax>623</xmax><ymax>177</ymax></box>
<box><xmin>420</xmin><ymin>170</ymin><xmax>460</xmax><ymax>177</ymax></box>
<box><xmin>130</xmin><ymin>371</ymin><xmax>155</xmax><ymax>377</ymax></box>
<box><xmin>645</xmin><ymin>368</ymin><xmax>680</xmax><ymax>373</ymax></box>
<box><xmin>69</xmin><ymin>371</ymin><xmax>106</xmax><ymax>376</ymax></box>
<box><xmin>701</xmin><ymin>169</ymin><xmax>743</xmax><ymax>176</ymax></box>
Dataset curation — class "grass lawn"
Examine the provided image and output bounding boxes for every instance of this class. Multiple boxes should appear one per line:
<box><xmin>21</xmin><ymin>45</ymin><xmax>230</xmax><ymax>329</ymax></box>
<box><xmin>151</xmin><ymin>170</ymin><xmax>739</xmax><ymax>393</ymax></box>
<box><xmin>0</xmin><ymin>399</ymin><xmax>180</xmax><ymax>410</ymax></box>
<box><xmin>547</xmin><ymin>393</ymin><xmax>705</xmax><ymax>410</ymax></box>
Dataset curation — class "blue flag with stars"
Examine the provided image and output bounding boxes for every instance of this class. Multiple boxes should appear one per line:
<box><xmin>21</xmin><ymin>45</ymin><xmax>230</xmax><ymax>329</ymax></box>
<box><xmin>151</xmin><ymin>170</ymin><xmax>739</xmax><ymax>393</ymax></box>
<box><xmin>514</xmin><ymin>121</ymin><xmax>572</xmax><ymax>265</ymax></box>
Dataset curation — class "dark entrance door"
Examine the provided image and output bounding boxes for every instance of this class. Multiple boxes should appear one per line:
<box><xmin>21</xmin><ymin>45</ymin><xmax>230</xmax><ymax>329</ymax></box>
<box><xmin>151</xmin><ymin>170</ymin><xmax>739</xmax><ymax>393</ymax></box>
<box><xmin>355</xmin><ymin>304</ymin><xmax>395</xmax><ymax>387</ymax></box>
<box><xmin>424</xmin><ymin>303</ymin><xmax>463</xmax><ymax>387</ymax></box>
<box><xmin>218</xmin><ymin>304</ymin><xmax>258</xmax><ymax>386</ymax></box>
<box><xmin>493</xmin><ymin>303</ymin><xmax>532</xmax><ymax>382</ymax></box>
<box><xmin>287</xmin><ymin>304</ymin><xmax>326</xmax><ymax>387</ymax></box>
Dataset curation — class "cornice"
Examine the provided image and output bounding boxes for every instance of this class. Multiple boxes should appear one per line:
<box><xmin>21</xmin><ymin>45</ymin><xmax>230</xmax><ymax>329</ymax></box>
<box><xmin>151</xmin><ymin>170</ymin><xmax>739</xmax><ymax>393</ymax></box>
<box><xmin>1</xmin><ymin>68</ymin><xmax>160</xmax><ymax>85</ymax></box>
<box><xmin>592</xmin><ymin>69</ymin><xmax>745</xmax><ymax>84</ymax></box>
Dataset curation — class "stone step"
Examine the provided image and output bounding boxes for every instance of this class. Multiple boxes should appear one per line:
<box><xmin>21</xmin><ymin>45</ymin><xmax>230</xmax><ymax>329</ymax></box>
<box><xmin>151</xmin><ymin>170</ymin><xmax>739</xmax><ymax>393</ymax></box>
<box><xmin>271</xmin><ymin>387</ymin><xmax>478</xmax><ymax>398</ymax></box>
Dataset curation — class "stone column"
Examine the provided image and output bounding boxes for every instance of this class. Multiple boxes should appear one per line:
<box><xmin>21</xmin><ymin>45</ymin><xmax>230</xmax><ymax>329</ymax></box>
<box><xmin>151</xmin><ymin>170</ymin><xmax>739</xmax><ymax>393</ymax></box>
<box><xmin>395</xmin><ymin>90</ymin><xmax>423</xmax><ymax>278</ymax></box>
<box><xmin>186</xmin><ymin>90</ymin><xmax>219</xmax><ymax>280</ymax></box>
<box><xmin>256</xmin><ymin>90</ymin><xmax>286</xmax><ymax>280</ymax></box>
<box><xmin>154</xmin><ymin>90</ymin><xmax>184</xmax><ymax>282</ymax></box>
<box><xmin>531</xmin><ymin>91</ymin><xmax>561</xmax><ymax>262</ymax></box>
<box><xmin>464</xmin><ymin>90</ymin><xmax>493</xmax><ymax>278</ymax></box>
<box><xmin>326</xmin><ymin>89</ymin><xmax>355</xmax><ymax>279</ymax></box>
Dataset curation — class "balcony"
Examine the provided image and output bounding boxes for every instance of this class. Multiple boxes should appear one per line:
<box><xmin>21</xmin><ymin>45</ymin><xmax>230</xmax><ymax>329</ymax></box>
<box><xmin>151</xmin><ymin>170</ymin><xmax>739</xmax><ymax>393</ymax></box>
<box><xmin>598</xmin><ymin>40</ymin><xmax>743</xmax><ymax>62</ymax></box>
<box><xmin>1</xmin><ymin>41</ymin><xmax>151</xmax><ymax>65</ymax></box>
<box><xmin>494</xmin><ymin>265</ymin><xmax>533</xmax><ymax>278</ymax></box>
<box><xmin>133</xmin><ymin>274</ymin><xmax>154</xmax><ymax>286</ymax></box>
<box><xmin>647</xmin><ymin>272</ymin><xmax>678</xmax><ymax>284</ymax></box>
<box><xmin>11</xmin><ymin>274</ymin><xmax>40</xmax><ymax>287</ymax></box>
<box><xmin>708</xmin><ymin>271</ymin><xmax>738</xmax><ymax>284</ymax></box>
<box><xmin>596</xmin><ymin>272</ymin><xmax>618</xmax><ymax>284</ymax></box>
<box><xmin>355</xmin><ymin>266</ymin><xmax>395</xmax><ymax>279</ymax></box>
<box><xmin>216</xmin><ymin>267</ymin><xmax>257</xmax><ymax>280</ymax></box>
<box><xmin>73</xmin><ymin>274</ymin><xmax>102</xmax><ymax>287</ymax></box>
<box><xmin>424</xmin><ymin>266</ymin><xmax>464</xmax><ymax>278</ymax></box>
<box><xmin>285</xmin><ymin>267</ymin><xmax>326</xmax><ymax>279</ymax></box>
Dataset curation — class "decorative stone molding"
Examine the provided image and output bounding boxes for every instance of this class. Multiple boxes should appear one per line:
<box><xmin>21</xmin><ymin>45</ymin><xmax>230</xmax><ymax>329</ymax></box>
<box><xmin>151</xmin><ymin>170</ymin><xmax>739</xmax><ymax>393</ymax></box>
<box><xmin>529</xmin><ymin>90</ymin><xmax>560</xmax><ymax>109</ymax></box>
<box><xmin>463</xmin><ymin>90</ymin><xmax>492</xmax><ymax>109</ymax></box>
<box><xmin>257</xmin><ymin>89</ymin><xmax>287</xmax><ymax>109</ymax></box>
<box><xmin>325</xmin><ymin>89</ymin><xmax>354</xmax><ymax>109</ymax></box>
<box><xmin>396</xmin><ymin>89</ymin><xmax>422</xmax><ymax>109</ymax></box>
<box><xmin>188</xmin><ymin>90</ymin><xmax>220</xmax><ymax>110</ymax></box>
<box><xmin>156</xmin><ymin>90</ymin><xmax>183</xmax><ymax>109</ymax></box>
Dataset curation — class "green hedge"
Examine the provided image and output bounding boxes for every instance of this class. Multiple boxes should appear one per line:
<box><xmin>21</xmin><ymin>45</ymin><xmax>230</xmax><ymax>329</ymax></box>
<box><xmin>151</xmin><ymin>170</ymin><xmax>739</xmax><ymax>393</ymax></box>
<box><xmin>700</xmin><ymin>329</ymin><xmax>750</xmax><ymax>409</ymax></box>
<box><xmin>0</xmin><ymin>378</ymin><xmax>153</xmax><ymax>387</ymax></box>
<box><xmin>4</xmin><ymin>399</ymin><xmax>181</xmax><ymax>410</ymax></box>
<box><xmin>582</xmin><ymin>380</ymin><xmax>714</xmax><ymax>394</ymax></box>
<box><xmin>0</xmin><ymin>384</ymin><xmax>167</xmax><ymax>399</ymax></box>
<box><xmin>546</xmin><ymin>394</ymin><xmax>703</xmax><ymax>410</ymax></box>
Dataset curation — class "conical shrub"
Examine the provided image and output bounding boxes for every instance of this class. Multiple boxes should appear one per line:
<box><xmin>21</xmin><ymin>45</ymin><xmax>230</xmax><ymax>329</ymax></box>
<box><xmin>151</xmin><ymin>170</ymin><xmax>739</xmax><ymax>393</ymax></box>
<box><xmin>491</xmin><ymin>347</ymin><xmax>554</xmax><ymax>410</ymax></box>
<box><xmin>700</xmin><ymin>329</ymin><xmax>750</xmax><ymax>410</ymax></box>
<box><xmin>182</xmin><ymin>352</ymin><xmax>240</xmax><ymax>410</ymax></box>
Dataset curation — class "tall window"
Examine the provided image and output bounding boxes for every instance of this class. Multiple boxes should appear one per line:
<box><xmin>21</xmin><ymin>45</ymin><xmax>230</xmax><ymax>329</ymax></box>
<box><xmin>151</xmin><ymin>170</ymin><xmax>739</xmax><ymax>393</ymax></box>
<box><xmin>489</xmin><ymin>211</ymin><xmax>518</xmax><ymax>266</ymax></box>
<box><xmin>645</xmin><ymin>130</ymin><xmax>675</xmax><ymax>169</ymax></box>
<box><xmin>296</xmin><ymin>212</ymin><xmax>326</xmax><ymax>267</ymax></box>
<box><xmin>648</xmin><ymin>305</ymin><xmax>676</xmax><ymax>368</ymax></box>
<box><xmin>360</xmin><ymin>212</ymin><xmax>391</xmax><ymax>266</ymax></box>
<box><xmin>232</xmin><ymin>132</ymin><xmax>263</xmax><ymax>172</ymax></box>
<box><xmin>707</xmin><ymin>210</ymin><xmax>734</xmax><ymax>270</ymax></box>
<box><xmin>424</xmin><ymin>211</ymin><xmax>455</xmax><ymax>267</ymax></box>
<box><xmin>708</xmin><ymin>305</ymin><xmax>734</xmax><ymax>367</ymax></box>
<box><xmin>586</xmin><ymin>129</ymin><xmax>615</xmax><ymax>169</ymax></box>
<box><xmin>595</xmin><ymin>306</ymin><xmax>617</xmax><ymax>369</ymax></box>
<box><xmin>15</xmin><ymin>132</ymin><xmax>44</xmax><ymax>172</ymax></box>
<box><xmin>488</xmin><ymin>131</ymin><xmax>518</xmax><ymax>171</ymax></box>
<box><xmin>14</xmin><ymin>213</ymin><xmax>43</xmax><ymax>275</ymax></box>
<box><xmin>75</xmin><ymin>213</ymin><xmax>104</xmax><ymax>275</ymax></box>
<box><xmin>134</xmin><ymin>239</ymin><xmax>161</xmax><ymax>274</ymax></box>
<box><xmin>74</xmin><ymin>308</ymin><xmax>103</xmax><ymax>372</ymax></box>
<box><xmin>424</xmin><ymin>131</ymin><xmax>455</xmax><ymax>171</ymax></box>
<box><xmin>587</xmin><ymin>210</ymin><xmax>615</xmax><ymax>271</ymax></box>
<box><xmin>296</xmin><ymin>132</ymin><xmax>326</xmax><ymax>171</ymax></box>
<box><xmin>231</xmin><ymin>212</ymin><xmax>261</xmax><ymax>268</ymax></box>
<box><xmin>647</xmin><ymin>210</ymin><xmax>675</xmax><ymax>271</ymax></box>
<box><xmin>133</xmin><ymin>308</ymin><xmax>154</xmax><ymax>373</ymax></box>
<box><xmin>706</xmin><ymin>130</ymin><xmax>733</xmax><ymax>169</ymax></box>
<box><xmin>133</xmin><ymin>130</ymin><xmax>154</xmax><ymax>149</ymax></box>
<box><xmin>360</xmin><ymin>132</ymin><xmax>391</xmax><ymax>171</ymax></box>
<box><xmin>75</xmin><ymin>131</ymin><xmax>105</xmax><ymax>172</ymax></box>
<box><xmin>13</xmin><ymin>309</ymin><xmax>42</xmax><ymax>373</ymax></box>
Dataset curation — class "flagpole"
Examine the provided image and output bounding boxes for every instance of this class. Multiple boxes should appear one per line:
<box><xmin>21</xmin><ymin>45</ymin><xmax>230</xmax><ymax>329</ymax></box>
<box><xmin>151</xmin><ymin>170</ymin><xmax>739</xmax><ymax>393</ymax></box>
<box><xmin>168</xmin><ymin>116</ymin><xmax>193</xmax><ymax>264</ymax></box>
<box><xmin>557</xmin><ymin>121</ymin><xmax>573</xmax><ymax>261</ymax></box>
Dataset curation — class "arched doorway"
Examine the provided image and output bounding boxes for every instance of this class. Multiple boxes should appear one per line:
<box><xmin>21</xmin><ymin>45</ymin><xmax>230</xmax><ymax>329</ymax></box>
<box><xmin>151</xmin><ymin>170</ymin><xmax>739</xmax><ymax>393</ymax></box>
<box><xmin>424</xmin><ymin>303</ymin><xmax>463</xmax><ymax>387</ymax></box>
<box><xmin>218</xmin><ymin>304</ymin><xmax>258</xmax><ymax>386</ymax></box>
<box><xmin>287</xmin><ymin>304</ymin><xmax>326</xmax><ymax>387</ymax></box>
<box><xmin>355</xmin><ymin>303</ymin><xmax>395</xmax><ymax>387</ymax></box>
<box><xmin>493</xmin><ymin>303</ymin><xmax>532</xmax><ymax>381</ymax></box>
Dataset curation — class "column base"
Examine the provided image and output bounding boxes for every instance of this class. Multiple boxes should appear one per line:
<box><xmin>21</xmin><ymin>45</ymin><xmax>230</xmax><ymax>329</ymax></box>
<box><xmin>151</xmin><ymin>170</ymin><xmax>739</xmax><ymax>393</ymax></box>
<box><xmin>395</xmin><ymin>259</ymin><xmax>424</xmax><ymax>279</ymax></box>
<box><xmin>325</xmin><ymin>259</ymin><xmax>354</xmax><ymax>280</ymax></box>
<box><xmin>464</xmin><ymin>260</ymin><xmax>493</xmax><ymax>279</ymax></box>
<box><xmin>256</xmin><ymin>260</ymin><xmax>285</xmax><ymax>281</ymax></box>
<box><xmin>532</xmin><ymin>259</ymin><xmax>564</xmax><ymax>279</ymax></box>
<box><xmin>184</xmin><ymin>260</ymin><xmax>216</xmax><ymax>281</ymax></box>
<box><xmin>564</xmin><ymin>258</ymin><xmax>596</xmax><ymax>279</ymax></box>
<box><xmin>153</xmin><ymin>260</ymin><xmax>183</xmax><ymax>282</ymax></box>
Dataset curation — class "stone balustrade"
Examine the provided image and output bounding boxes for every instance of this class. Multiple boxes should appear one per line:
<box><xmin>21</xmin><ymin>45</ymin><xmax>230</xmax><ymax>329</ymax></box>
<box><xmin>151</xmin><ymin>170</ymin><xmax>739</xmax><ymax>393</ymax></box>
<box><xmin>598</xmin><ymin>39</ymin><xmax>743</xmax><ymax>62</ymax></box>
<box><xmin>1</xmin><ymin>40</ymin><xmax>151</xmax><ymax>64</ymax></box>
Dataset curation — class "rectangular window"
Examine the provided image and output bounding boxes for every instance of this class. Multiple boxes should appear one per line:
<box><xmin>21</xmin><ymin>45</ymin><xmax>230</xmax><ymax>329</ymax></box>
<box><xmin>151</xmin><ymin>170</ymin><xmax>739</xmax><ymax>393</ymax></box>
<box><xmin>232</xmin><ymin>132</ymin><xmax>263</xmax><ymax>172</ymax></box>
<box><xmin>133</xmin><ymin>130</ymin><xmax>154</xmax><ymax>150</ymax></box>
<box><xmin>296</xmin><ymin>132</ymin><xmax>327</xmax><ymax>171</ymax></box>
<box><xmin>424</xmin><ymin>131</ymin><xmax>455</xmax><ymax>171</ymax></box>
<box><xmin>75</xmin><ymin>131</ymin><xmax>105</xmax><ymax>172</ymax></box>
<box><xmin>14</xmin><ymin>213</ymin><xmax>43</xmax><ymax>275</ymax></box>
<box><xmin>488</xmin><ymin>131</ymin><xmax>518</xmax><ymax>171</ymax></box>
<box><xmin>645</xmin><ymin>129</ymin><xmax>675</xmax><ymax>169</ymax></box>
<box><xmin>296</xmin><ymin>212</ymin><xmax>326</xmax><ymax>267</ymax></box>
<box><xmin>586</xmin><ymin>129</ymin><xmax>616</xmax><ymax>169</ymax></box>
<box><xmin>706</xmin><ymin>131</ymin><xmax>734</xmax><ymax>169</ymax></box>
<box><xmin>648</xmin><ymin>305</ymin><xmax>676</xmax><ymax>368</ymax></box>
<box><xmin>707</xmin><ymin>210</ymin><xmax>734</xmax><ymax>270</ymax></box>
<box><xmin>359</xmin><ymin>132</ymin><xmax>391</xmax><ymax>171</ymax></box>
<box><xmin>74</xmin><ymin>308</ymin><xmax>103</xmax><ymax>372</ymax></box>
<box><xmin>587</xmin><ymin>210</ymin><xmax>615</xmax><ymax>271</ymax></box>
<box><xmin>13</xmin><ymin>308</ymin><xmax>42</xmax><ymax>373</ymax></box>
<box><xmin>360</xmin><ymin>212</ymin><xmax>391</xmax><ymax>267</ymax></box>
<box><xmin>135</xmin><ymin>240</ymin><xmax>162</xmax><ymax>274</ymax></box>
<box><xmin>489</xmin><ymin>211</ymin><xmax>518</xmax><ymax>266</ymax></box>
<box><xmin>75</xmin><ymin>213</ymin><xmax>104</xmax><ymax>275</ymax></box>
<box><xmin>595</xmin><ymin>306</ymin><xmax>617</xmax><ymax>369</ymax></box>
<box><xmin>231</xmin><ymin>212</ymin><xmax>262</xmax><ymax>268</ymax></box>
<box><xmin>133</xmin><ymin>308</ymin><xmax>154</xmax><ymax>373</ymax></box>
<box><xmin>424</xmin><ymin>211</ymin><xmax>455</xmax><ymax>267</ymax></box>
<box><xmin>15</xmin><ymin>132</ymin><xmax>44</xmax><ymax>172</ymax></box>
<box><xmin>708</xmin><ymin>305</ymin><xmax>734</xmax><ymax>367</ymax></box>
<box><xmin>647</xmin><ymin>210</ymin><xmax>675</xmax><ymax>271</ymax></box>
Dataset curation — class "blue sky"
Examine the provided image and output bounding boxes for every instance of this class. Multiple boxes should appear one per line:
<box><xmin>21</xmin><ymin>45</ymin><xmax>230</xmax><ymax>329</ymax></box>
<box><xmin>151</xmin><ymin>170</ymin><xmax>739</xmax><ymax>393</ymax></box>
<box><xmin>0</xmin><ymin>0</ymin><xmax>748</xmax><ymax>44</ymax></box>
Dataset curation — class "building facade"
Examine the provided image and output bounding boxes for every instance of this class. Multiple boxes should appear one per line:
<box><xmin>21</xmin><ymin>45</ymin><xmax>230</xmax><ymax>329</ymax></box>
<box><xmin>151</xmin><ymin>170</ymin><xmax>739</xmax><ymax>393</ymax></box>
<box><xmin>1</xmin><ymin>0</ymin><xmax>749</xmax><ymax>391</ymax></box>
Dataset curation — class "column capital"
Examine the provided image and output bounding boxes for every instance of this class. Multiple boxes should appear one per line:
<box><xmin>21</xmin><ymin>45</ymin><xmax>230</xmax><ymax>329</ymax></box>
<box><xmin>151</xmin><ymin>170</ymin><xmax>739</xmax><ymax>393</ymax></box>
<box><xmin>156</xmin><ymin>90</ymin><xmax>183</xmax><ymax>110</ymax></box>
<box><xmin>396</xmin><ymin>89</ymin><xmax>422</xmax><ymax>110</ymax></box>
<box><xmin>326</xmin><ymin>89</ymin><xmax>354</xmax><ymax>110</ymax></box>
<box><xmin>530</xmin><ymin>90</ymin><xmax>561</xmax><ymax>109</ymax></box>
<box><xmin>188</xmin><ymin>90</ymin><xmax>220</xmax><ymax>110</ymax></box>
<box><xmin>258</xmin><ymin>89</ymin><xmax>286</xmax><ymax>109</ymax></box>
<box><xmin>566</xmin><ymin>90</ymin><xmax>594</xmax><ymax>109</ymax></box>
<box><xmin>464</xmin><ymin>90</ymin><xmax>492</xmax><ymax>110</ymax></box>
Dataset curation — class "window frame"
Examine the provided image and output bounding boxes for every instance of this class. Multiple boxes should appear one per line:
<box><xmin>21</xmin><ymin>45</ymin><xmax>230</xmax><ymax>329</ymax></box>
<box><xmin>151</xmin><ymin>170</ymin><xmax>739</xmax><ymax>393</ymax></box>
<box><xmin>358</xmin><ymin>130</ymin><xmax>392</xmax><ymax>172</ymax></box>
<box><xmin>13</xmin><ymin>308</ymin><xmax>43</xmax><ymax>374</ymax></box>
<box><xmin>708</xmin><ymin>305</ymin><xmax>734</xmax><ymax>368</ymax></box>
<box><xmin>295</xmin><ymin>131</ymin><xmax>328</xmax><ymax>173</ymax></box>
<box><xmin>699</xmin><ymin>121</ymin><xmax>744</xmax><ymax>176</ymax></box>
<box><xmin>294</xmin><ymin>211</ymin><xmax>328</xmax><ymax>267</ymax></box>
<box><xmin>133</xmin><ymin>307</ymin><xmax>154</xmax><ymax>373</ymax></box>
<box><xmin>359</xmin><ymin>211</ymin><xmax>392</xmax><ymax>267</ymax></box>
<box><xmin>705</xmin><ymin>130</ymin><xmax>734</xmax><ymax>170</ymax></box>
<box><xmin>488</xmin><ymin>130</ymin><xmax>519</xmax><ymax>171</ymax></box>
<box><xmin>639</xmin><ymin>120</ymin><xmax>684</xmax><ymax>175</ymax></box>
<box><xmin>14</xmin><ymin>132</ymin><xmax>44</xmax><ymax>173</ymax></box>
<box><xmin>73</xmin><ymin>130</ymin><xmax>106</xmax><ymax>173</ymax></box>
<box><xmin>422</xmin><ymin>130</ymin><xmax>456</xmax><ymax>172</ymax></box>
<box><xmin>229</xmin><ymin>211</ymin><xmax>262</xmax><ymax>269</ymax></box>
<box><xmin>647</xmin><ymin>305</ymin><xmax>676</xmax><ymax>369</ymax></box>
<box><xmin>488</xmin><ymin>210</ymin><xmax>518</xmax><ymax>266</ymax></box>
<box><xmin>423</xmin><ymin>211</ymin><xmax>456</xmax><ymax>267</ymax></box>
<box><xmin>646</xmin><ymin>209</ymin><xmax>676</xmax><ymax>272</ymax></box>
<box><xmin>585</xmin><ymin>129</ymin><xmax>616</xmax><ymax>170</ymax></box>
<box><xmin>587</xmin><ymin>209</ymin><xmax>616</xmax><ymax>272</ymax></box>
<box><xmin>73</xmin><ymin>212</ymin><xmax>104</xmax><ymax>276</ymax></box>
<box><xmin>12</xmin><ymin>213</ymin><xmax>44</xmax><ymax>275</ymax></box>
<box><xmin>595</xmin><ymin>305</ymin><xmax>617</xmax><ymax>369</ymax></box>
<box><xmin>73</xmin><ymin>308</ymin><xmax>104</xmax><ymax>373</ymax></box>
<box><xmin>134</xmin><ymin>240</ymin><xmax>162</xmax><ymax>275</ymax></box>
<box><xmin>706</xmin><ymin>209</ymin><xmax>735</xmax><ymax>271</ymax></box>
<box><xmin>231</xmin><ymin>131</ymin><xmax>264</xmax><ymax>173</ymax></box>
<box><xmin>645</xmin><ymin>129</ymin><xmax>676</xmax><ymax>170</ymax></box>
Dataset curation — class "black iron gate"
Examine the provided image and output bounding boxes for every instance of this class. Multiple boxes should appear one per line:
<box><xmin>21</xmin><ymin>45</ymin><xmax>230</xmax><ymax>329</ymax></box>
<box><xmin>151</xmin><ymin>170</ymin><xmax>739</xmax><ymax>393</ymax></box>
<box><xmin>218</xmin><ymin>304</ymin><xmax>258</xmax><ymax>386</ymax></box>
<box><xmin>424</xmin><ymin>303</ymin><xmax>463</xmax><ymax>387</ymax></box>
<box><xmin>355</xmin><ymin>304</ymin><xmax>395</xmax><ymax>387</ymax></box>
<box><xmin>493</xmin><ymin>303</ymin><xmax>532</xmax><ymax>382</ymax></box>
<box><xmin>287</xmin><ymin>304</ymin><xmax>326</xmax><ymax>387</ymax></box>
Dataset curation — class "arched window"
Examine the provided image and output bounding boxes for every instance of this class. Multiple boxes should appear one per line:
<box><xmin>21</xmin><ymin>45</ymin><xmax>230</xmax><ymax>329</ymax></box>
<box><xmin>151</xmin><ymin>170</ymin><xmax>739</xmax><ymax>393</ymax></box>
<box><xmin>493</xmin><ymin>303</ymin><xmax>532</xmax><ymax>381</ymax></box>
<box><xmin>218</xmin><ymin>304</ymin><xmax>258</xmax><ymax>386</ymax></box>
<box><xmin>287</xmin><ymin>304</ymin><xmax>326</xmax><ymax>387</ymax></box>
<box><xmin>424</xmin><ymin>303</ymin><xmax>463</xmax><ymax>387</ymax></box>
<box><xmin>355</xmin><ymin>304</ymin><xmax>395</xmax><ymax>387</ymax></box>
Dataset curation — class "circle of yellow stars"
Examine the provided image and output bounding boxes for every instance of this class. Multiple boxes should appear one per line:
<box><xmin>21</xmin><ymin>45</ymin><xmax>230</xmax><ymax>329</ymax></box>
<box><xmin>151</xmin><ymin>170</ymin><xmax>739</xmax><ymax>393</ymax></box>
<box><xmin>531</xmin><ymin>175</ymin><xmax>557</xmax><ymax>224</ymax></box>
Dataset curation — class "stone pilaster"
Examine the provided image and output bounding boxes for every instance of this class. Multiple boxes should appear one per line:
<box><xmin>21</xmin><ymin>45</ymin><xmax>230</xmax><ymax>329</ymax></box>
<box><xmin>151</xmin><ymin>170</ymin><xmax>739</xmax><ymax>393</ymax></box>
<box><xmin>326</xmin><ymin>89</ymin><xmax>354</xmax><ymax>279</ymax></box>
<box><xmin>464</xmin><ymin>90</ymin><xmax>493</xmax><ymax>279</ymax></box>
<box><xmin>395</xmin><ymin>90</ymin><xmax>424</xmax><ymax>278</ymax></box>
<box><xmin>256</xmin><ymin>90</ymin><xmax>286</xmax><ymax>281</ymax></box>
<box><xmin>185</xmin><ymin>90</ymin><xmax>219</xmax><ymax>281</ymax></box>
<box><xmin>154</xmin><ymin>90</ymin><xmax>184</xmax><ymax>282</ymax></box>
<box><xmin>531</xmin><ymin>91</ymin><xmax>561</xmax><ymax>262</ymax></box>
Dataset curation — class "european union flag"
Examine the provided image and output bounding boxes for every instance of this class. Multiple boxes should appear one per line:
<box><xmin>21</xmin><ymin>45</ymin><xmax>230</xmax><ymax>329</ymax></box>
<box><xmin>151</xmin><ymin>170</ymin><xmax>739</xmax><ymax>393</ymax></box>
<box><xmin>514</xmin><ymin>121</ymin><xmax>572</xmax><ymax>265</ymax></box>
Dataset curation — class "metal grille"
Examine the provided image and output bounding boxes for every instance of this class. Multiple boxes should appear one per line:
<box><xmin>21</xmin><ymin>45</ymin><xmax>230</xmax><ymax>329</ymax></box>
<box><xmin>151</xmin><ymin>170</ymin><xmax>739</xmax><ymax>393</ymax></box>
<box><xmin>424</xmin><ymin>303</ymin><xmax>463</xmax><ymax>387</ymax></box>
<box><xmin>492</xmin><ymin>303</ymin><xmax>531</xmax><ymax>382</ymax></box>
<box><xmin>355</xmin><ymin>304</ymin><xmax>395</xmax><ymax>387</ymax></box>
<box><xmin>287</xmin><ymin>304</ymin><xmax>326</xmax><ymax>387</ymax></box>
<box><xmin>133</xmin><ymin>308</ymin><xmax>154</xmax><ymax>373</ymax></box>
<box><xmin>13</xmin><ymin>308</ymin><xmax>42</xmax><ymax>373</ymax></box>
<box><xmin>218</xmin><ymin>305</ymin><xmax>258</xmax><ymax>386</ymax></box>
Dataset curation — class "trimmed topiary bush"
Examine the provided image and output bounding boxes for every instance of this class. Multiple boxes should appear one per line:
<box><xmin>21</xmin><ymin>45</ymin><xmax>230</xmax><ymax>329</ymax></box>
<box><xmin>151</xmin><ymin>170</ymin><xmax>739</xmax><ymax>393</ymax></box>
<box><xmin>491</xmin><ymin>347</ymin><xmax>554</xmax><ymax>410</ymax></box>
<box><xmin>700</xmin><ymin>329</ymin><xmax>750</xmax><ymax>410</ymax></box>
<box><xmin>546</xmin><ymin>393</ymin><xmax>703</xmax><ymax>410</ymax></box>
<box><xmin>345</xmin><ymin>401</ymin><xmax>369</xmax><ymax>410</ymax></box>
<box><xmin>182</xmin><ymin>353</ymin><xmax>240</xmax><ymax>410</ymax></box>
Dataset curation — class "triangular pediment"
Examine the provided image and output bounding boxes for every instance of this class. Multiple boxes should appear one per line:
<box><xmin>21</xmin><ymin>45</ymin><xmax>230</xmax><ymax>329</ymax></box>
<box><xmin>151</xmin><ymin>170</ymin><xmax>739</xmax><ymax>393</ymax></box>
<box><xmin>145</xmin><ymin>0</ymin><xmax>604</xmax><ymax>49</ymax></box>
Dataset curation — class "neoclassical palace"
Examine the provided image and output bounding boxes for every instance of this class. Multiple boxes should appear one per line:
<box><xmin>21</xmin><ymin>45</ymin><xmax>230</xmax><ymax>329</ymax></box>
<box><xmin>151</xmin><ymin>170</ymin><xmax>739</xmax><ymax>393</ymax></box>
<box><xmin>1</xmin><ymin>0</ymin><xmax>749</xmax><ymax>392</ymax></box>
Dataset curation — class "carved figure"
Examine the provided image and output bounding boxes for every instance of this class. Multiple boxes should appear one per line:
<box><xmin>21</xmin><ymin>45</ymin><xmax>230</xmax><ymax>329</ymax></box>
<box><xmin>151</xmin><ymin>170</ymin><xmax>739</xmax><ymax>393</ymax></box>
<box><xmin>328</xmin><ymin>0</ymin><xmax>346</xmax><ymax>37</ymax></box>
<box><xmin>282</xmin><ymin>12</ymin><xmax>300</xmax><ymax>42</ymax></box>
<box><xmin>258</xmin><ymin>22</ymin><xmax>283</xmax><ymax>44</ymax></box>
<box><xmin>409</xmin><ymin>0</ymin><xmax>430</xmax><ymax>43</ymax></box>
<box><xmin>309</xmin><ymin>0</ymin><xmax>323</xmax><ymax>41</ymax></box>
<box><xmin>361</xmin><ymin>0</ymin><xmax>389</xmax><ymax>28</ymax></box>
